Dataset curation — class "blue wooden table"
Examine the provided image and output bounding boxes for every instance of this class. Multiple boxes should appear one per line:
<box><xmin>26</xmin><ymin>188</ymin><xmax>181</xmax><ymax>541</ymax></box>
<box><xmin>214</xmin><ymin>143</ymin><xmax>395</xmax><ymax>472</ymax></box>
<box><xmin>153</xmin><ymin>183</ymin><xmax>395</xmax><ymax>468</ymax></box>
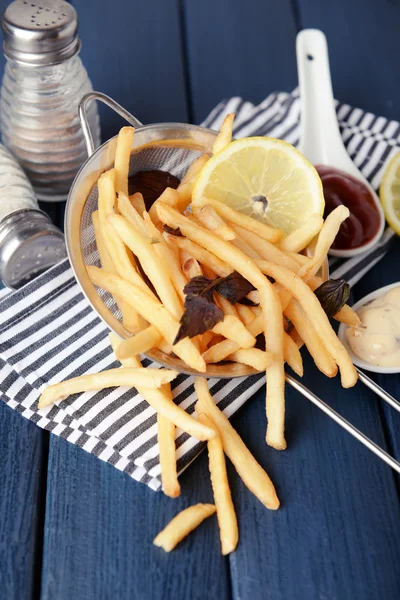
<box><xmin>1</xmin><ymin>1</ymin><xmax>400</xmax><ymax>598</ymax></box>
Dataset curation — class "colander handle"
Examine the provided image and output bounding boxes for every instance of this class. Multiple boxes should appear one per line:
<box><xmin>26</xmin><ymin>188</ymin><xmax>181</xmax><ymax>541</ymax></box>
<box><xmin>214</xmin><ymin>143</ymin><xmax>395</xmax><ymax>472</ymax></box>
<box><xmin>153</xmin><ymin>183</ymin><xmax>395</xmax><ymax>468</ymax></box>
<box><xmin>79</xmin><ymin>91</ymin><xmax>143</xmax><ymax>157</ymax></box>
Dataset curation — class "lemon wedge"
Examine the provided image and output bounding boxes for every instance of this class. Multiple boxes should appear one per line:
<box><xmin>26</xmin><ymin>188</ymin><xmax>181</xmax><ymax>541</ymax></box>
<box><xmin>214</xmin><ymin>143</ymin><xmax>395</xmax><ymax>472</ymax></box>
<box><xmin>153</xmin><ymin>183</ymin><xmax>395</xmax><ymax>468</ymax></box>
<box><xmin>192</xmin><ymin>137</ymin><xmax>324</xmax><ymax>234</ymax></box>
<box><xmin>380</xmin><ymin>152</ymin><xmax>400</xmax><ymax>235</ymax></box>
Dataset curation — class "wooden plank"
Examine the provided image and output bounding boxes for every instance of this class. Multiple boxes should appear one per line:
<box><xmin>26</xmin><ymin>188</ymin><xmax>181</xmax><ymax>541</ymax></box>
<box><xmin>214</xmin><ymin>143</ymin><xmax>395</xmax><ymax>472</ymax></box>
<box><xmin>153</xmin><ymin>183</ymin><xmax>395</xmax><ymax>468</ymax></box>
<box><xmin>40</xmin><ymin>438</ymin><xmax>230</xmax><ymax>600</ymax></box>
<box><xmin>183</xmin><ymin>0</ymin><xmax>298</xmax><ymax>123</ymax></box>
<box><xmin>228</xmin><ymin>363</ymin><xmax>400</xmax><ymax>600</ymax></box>
<box><xmin>0</xmin><ymin>402</ymin><xmax>47</xmax><ymax>600</ymax></box>
<box><xmin>295</xmin><ymin>0</ymin><xmax>400</xmax><ymax>120</ymax></box>
<box><xmin>73</xmin><ymin>0</ymin><xmax>189</xmax><ymax>141</ymax></box>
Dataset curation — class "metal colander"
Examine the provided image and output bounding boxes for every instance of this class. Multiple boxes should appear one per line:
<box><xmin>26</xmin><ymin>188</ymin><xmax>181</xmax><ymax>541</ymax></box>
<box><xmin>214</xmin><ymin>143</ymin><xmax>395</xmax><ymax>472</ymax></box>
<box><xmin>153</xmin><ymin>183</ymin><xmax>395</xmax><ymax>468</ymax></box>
<box><xmin>65</xmin><ymin>92</ymin><xmax>328</xmax><ymax>378</ymax></box>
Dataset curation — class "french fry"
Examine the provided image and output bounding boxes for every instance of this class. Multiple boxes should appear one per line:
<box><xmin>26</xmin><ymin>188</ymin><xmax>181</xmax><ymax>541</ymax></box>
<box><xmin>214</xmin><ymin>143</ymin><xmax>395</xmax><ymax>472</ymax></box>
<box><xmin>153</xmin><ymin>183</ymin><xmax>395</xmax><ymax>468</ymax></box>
<box><xmin>300</xmin><ymin>205</ymin><xmax>350</xmax><ymax>278</ymax></box>
<box><xmin>181</xmin><ymin>153</ymin><xmax>210</xmax><ymax>184</ymax></box>
<box><xmin>118</xmin><ymin>192</ymin><xmax>148</xmax><ymax>235</ymax></box>
<box><xmin>203</xmin><ymin>313</ymin><xmax>264</xmax><ymax>363</ymax></box>
<box><xmin>114</xmin><ymin>126</ymin><xmax>134</xmax><ymax>196</ymax></box>
<box><xmin>215</xmin><ymin>294</ymin><xmax>238</xmax><ymax>318</ymax></box>
<box><xmin>108</xmin><ymin>213</ymin><xmax>183</xmax><ymax>320</ymax></box>
<box><xmin>157</xmin><ymin>412</ymin><xmax>180</xmax><ymax>498</ymax></box>
<box><xmin>232</xmin><ymin>224</ymin><xmax>300</xmax><ymax>272</ymax></box>
<box><xmin>88</xmin><ymin>267</ymin><xmax>206</xmax><ymax>372</ymax></box>
<box><xmin>260</xmin><ymin>261</ymin><xmax>357</xmax><ymax>386</ymax></box>
<box><xmin>334</xmin><ymin>304</ymin><xmax>361</xmax><ymax>327</ymax></box>
<box><xmin>39</xmin><ymin>367</ymin><xmax>179</xmax><ymax>408</ymax></box>
<box><xmin>197</xmin><ymin>411</ymin><xmax>238</xmax><ymax>554</ymax></box>
<box><xmin>283</xmin><ymin>332</ymin><xmax>303</xmax><ymax>377</ymax></box>
<box><xmin>191</xmin><ymin>197</ymin><xmax>284</xmax><ymax>244</ymax></box>
<box><xmin>153</xmin><ymin>504</ymin><xmax>216</xmax><ymax>552</ymax></box>
<box><xmin>92</xmin><ymin>210</ymin><xmax>141</xmax><ymax>333</ymax></box>
<box><xmin>181</xmin><ymin>252</ymin><xmax>203</xmax><ymax>279</ymax></box>
<box><xmin>109</xmin><ymin>333</ymin><xmax>215</xmax><ymax>442</ymax></box>
<box><xmin>142</xmin><ymin>212</ymin><xmax>188</xmax><ymax>300</ymax></box>
<box><xmin>227</xmin><ymin>348</ymin><xmax>274</xmax><ymax>371</ymax></box>
<box><xmin>129</xmin><ymin>192</ymin><xmax>146</xmax><ymax>216</ymax></box>
<box><xmin>116</xmin><ymin>326</ymin><xmax>163</xmax><ymax>359</ymax></box>
<box><xmin>168</xmin><ymin>236</ymin><xmax>232</xmax><ymax>278</ymax></box>
<box><xmin>231</xmin><ymin>231</ymin><xmax>261</xmax><ymax>259</ymax></box>
<box><xmin>213</xmin><ymin>315</ymin><xmax>256</xmax><ymax>348</ymax></box>
<box><xmin>149</xmin><ymin>187</ymin><xmax>179</xmax><ymax>226</ymax></box>
<box><xmin>213</xmin><ymin>113</ymin><xmax>235</xmax><ymax>154</ymax></box>
<box><xmin>194</xmin><ymin>204</ymin><xmax>236</xmax><ymax>241</ymax></box>
<box><xmin>156</xmin><ymin>204</ymin><xmax>286</xmax><ymax>450</ymax></box>
<box><xmin>278</xmin><ymin>214</ymin><xmax>324</xmax><ymax>253</ymax></box>
<box><xmin>194</xmin><ymin>378</ymin><xmax>279</xmax><ymax>509</ymax></box>
<box><xmin>235</xmin><ymin>303</ymin><xmax>255</xmax><ymax>325</ymax></box>
<box><xmin>285</xmin><ymin>300</ymin><xmax>338</xmax><ymax>378</ymax></box>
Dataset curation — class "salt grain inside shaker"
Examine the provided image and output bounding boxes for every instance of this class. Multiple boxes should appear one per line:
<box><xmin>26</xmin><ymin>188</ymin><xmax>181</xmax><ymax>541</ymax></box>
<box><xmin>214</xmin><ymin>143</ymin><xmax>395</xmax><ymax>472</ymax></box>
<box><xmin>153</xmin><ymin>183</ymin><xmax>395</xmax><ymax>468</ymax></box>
<box><xmin>0</xmin><ymin>0</ymin><xmax>100</xmax><ymax>202</ymax></box>
<box><xmin>0</xmin><ymin>143</ymin><xmax>66</xmax><ymax>288</ymax></box>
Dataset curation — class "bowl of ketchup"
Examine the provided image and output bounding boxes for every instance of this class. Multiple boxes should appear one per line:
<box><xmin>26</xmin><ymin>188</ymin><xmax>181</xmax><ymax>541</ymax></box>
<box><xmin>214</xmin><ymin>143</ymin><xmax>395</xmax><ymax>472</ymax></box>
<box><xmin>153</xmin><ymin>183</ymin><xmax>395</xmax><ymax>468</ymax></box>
<box><xmin>316</xmin><ymin>165</ymin><xmax>384</xmax><ymax>256</ymax></box>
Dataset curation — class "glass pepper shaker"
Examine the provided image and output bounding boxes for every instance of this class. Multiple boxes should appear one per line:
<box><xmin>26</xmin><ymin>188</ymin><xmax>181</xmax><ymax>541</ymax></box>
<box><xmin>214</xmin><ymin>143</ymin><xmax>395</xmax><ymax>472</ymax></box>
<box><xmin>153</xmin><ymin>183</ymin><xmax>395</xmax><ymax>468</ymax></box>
<box><xmin>0</xmin><ymin>142</ymin><xmax>66</xmax><ymax>289</ymax></box>
<box><xmin>0</xmin><ymin>0</ymin><xmax>101</xmax><ymax>202</ymax></box>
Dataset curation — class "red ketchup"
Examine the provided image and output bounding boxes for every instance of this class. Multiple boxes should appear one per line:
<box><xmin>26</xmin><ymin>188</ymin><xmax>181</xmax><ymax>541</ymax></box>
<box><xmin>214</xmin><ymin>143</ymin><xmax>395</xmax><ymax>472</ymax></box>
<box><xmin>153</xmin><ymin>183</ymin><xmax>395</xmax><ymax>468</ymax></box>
<box><xmin>316</xmin><ymin>166</ymin><xmax>380</xmax><ymax>250</ymax></box>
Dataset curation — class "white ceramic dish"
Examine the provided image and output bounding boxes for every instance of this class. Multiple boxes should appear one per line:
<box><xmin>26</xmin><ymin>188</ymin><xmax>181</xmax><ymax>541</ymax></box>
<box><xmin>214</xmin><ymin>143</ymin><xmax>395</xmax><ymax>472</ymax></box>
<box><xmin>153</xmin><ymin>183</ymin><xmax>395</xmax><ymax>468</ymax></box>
<box><xmin>338</xmin><ymin>281</ymin><xmax>400</xmax><ymax>374</ymax></box>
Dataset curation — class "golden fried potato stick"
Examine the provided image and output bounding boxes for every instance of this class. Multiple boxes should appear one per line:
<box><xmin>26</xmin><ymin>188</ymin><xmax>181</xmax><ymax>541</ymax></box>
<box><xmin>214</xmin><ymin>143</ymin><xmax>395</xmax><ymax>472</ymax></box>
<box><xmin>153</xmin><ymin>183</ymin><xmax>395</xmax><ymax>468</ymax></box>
<box><xmin>148</xmin><ymin>187</ymin><xmax>180</xmax><ymax>227</ymax></box>
<box><xmin>115</xmin><ymin>326</ymin><xmax>163</xmax><ymax>359</ymax></box>
<box><xmin>168</xmin><ymin>236</ymin><xmax>232</xmax><ymax>278</ymax></box>
<box><xmin>129</xmin><ymin>192</ymin><xmax>146</xmax><ymax>216</ymax></box>
<box><xmin>181</xmin><ymin>252</ymin><xmax>203</xmax><ymax>279</ymax></box>
<box><xmin>142</xmin><ymin>211</ymin><xmax>188</xmax><ymax>301</ymax></box>
<box><xmin>213</xmin><ymin>113</ymin><xmax>235</xmax><ymax>155</ymax></box>
<box><xmin>153</xmin><ymin>504</ymin><xmax>216</xmax><ymax>552</ymax></box>
<box><xmin>39</xmin><ymin>367</ymin><xmax>179</xmax><ymax>408</ymax></box>
<box><xmin>227</xmin><ymin>348</ymin><xmax>274</xmax><ymax>371</ymax></box>
<box><xmin>109</xmin><ymin>333</ymin><xmax>215</xmax><ymax>443</ymax></box>
<box><xmin>92</xmin><ymin>210</ymin><xmax>141</xmax><ymax>333</ymax></box>
<box><xmin>213</xmin><ymin>315</ymin><xmax>256</xmax><ymax>348</ymax></box>
<box><xmin>194</xmin><ymin>204</ymin><xmax>236</xmax><ymax>241</ymax></box>
<box><xmin>262</xmin><ymin>262</ymin><xmax>357</xmax><ymax>386</ymax></box>
<box><xmin>114</xmin><ymin>126</ymin><xmax>134</xmax><ymax>196</ymax></box>
<box><xmin>299</xmin><ymin>205</ymin><xmax>350</xmax><ymax>278</ymax></box>
<box><xmin>194</xmin><ymin>378</ymin><xmax>279</xmax><ymax>509</ymax></box>
<box><xmin>88</xmin><ymin>267</ymin><xmax>206</xmax><ymax>372</ymax></box>
<box><xmin>203</xmin><ymin>313</ymin><xmax>264</xmax><ymax>363</ymax></box>
<box><xmin>285</xmin><ymin>300</ymin><xmax>338</xmax><ymax>377</ymax></box>
<box><xmin>157</xmin><ymin>412</ymin><xmax>180</xmax><ymax>498</ymax></box>
<box><xmin>231</xmin><ymin>230</ymin><xmax>262</xmax><ymax>258</ymax></box>
<box><xmin>181</xmin><ymin>154</ymin><xmax>210</xmax><ymax>184</ymax></box>
<box><xmin>156</xmin><ymin>203</ymin><xmax>286</xmax><ymax>450</ymax></box>
<box><xmin>235</xmin><ymin>303</ymin><xmax>255</xmax><ymax>325</ymax></box>
<box><xmin>198</xmin><ymin>411</ymin><xmax>238</xmax><ymax>554</ymax></box>
<box><xmin>118</xmin><ymin>192</ymin><xmax>148</xmax><ymax>235</ymax></box>
<box><xmin>283</xmin><ymin>332</ymin><xmax>303</xmax><ymax>377</ymax></box>
<box><xmin>108</xmin><ymin>213</ymin><xmax>183</xmax><ymax>320</ymax></box>
<box><xmin>232</xmin><ymin>224</ymin><xmax>300</xmax><ymax>272</ymax></box>
<box><xmin>278</xmin><ymin>214</ymin><xmax>324</xmax><ymax>253</ymax></box>
<box><xmin>191</xmin><ymin>197</ymin><xmax>283</xmax><ymax>244</ymax></box>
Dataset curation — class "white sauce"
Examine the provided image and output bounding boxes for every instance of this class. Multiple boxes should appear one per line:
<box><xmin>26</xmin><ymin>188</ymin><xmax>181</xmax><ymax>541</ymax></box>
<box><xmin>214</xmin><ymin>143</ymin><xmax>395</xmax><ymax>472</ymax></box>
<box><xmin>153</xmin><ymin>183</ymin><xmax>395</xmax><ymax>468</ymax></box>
<box><xmin>346</xmin><ymin>287</ymin><xmax>400</xmax><ymax>367</ymax></box>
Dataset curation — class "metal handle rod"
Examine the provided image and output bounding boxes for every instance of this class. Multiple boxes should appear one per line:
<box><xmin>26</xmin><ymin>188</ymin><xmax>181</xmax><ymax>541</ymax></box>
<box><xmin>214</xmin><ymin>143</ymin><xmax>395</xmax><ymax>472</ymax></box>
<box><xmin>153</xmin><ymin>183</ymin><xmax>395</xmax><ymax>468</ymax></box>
<box><xmin>79</xmin><ymin>91</ymin><xmax>143</xmax><ymax>157</ymax></box>
<box><xmin>286</xmin><ymin>373</ymin><xmax>400</xmax><ymax>474</ymax></box>
<box><xmin>357</xmin><ymin>368</ymin><xmax>400</xmax><ymax>413</ymax></box>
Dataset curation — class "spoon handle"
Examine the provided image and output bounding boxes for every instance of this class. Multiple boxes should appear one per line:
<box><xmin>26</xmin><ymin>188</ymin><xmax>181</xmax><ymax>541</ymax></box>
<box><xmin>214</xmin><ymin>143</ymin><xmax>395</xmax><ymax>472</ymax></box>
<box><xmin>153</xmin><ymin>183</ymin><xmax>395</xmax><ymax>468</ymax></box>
<box><xmin>296</xmin><ymin>29</ymin><xmax>345</xmax><ymax>166</ymax></box>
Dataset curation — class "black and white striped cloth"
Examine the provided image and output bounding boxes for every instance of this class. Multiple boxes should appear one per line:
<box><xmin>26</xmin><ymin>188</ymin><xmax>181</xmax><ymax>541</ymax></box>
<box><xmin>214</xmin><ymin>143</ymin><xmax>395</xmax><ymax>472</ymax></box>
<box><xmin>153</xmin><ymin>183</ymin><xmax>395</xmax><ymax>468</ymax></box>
<box><xmin>0</xmin><ymin>90</ymin><xmax>398</xmax><ymax>491</ymax></box>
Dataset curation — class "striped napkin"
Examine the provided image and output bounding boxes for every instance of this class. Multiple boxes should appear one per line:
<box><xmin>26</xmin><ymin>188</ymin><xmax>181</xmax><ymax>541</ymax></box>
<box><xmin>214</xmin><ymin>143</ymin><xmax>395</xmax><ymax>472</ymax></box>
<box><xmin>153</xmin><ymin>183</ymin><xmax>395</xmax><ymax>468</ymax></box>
<box><xmin>0</xmin><ymin>90</ymin><xmax>398</xmax><ymax>491</ymax></box>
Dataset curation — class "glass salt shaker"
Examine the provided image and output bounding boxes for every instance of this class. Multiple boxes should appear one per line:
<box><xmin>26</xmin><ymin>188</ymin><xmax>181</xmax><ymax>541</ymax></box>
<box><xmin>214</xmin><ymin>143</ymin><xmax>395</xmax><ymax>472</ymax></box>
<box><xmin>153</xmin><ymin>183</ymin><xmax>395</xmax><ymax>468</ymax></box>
<box><xmin>0</xmin><ymin>143</ymin><xmax>66</xmax><ymax>288</ymax></box>
<box><xmin>0</xmin><ymin>0</ymin><xmax>100</xmax><ymax>202</ymax></box>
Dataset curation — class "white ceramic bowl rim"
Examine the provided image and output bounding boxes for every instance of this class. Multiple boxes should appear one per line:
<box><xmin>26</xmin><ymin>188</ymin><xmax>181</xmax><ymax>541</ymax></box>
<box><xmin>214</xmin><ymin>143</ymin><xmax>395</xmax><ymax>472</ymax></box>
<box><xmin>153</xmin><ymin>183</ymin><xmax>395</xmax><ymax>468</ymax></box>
<box><xmin>338</xmin><ymin>281</ymin><xmax>400</xmax><ymax>374</ymax></box>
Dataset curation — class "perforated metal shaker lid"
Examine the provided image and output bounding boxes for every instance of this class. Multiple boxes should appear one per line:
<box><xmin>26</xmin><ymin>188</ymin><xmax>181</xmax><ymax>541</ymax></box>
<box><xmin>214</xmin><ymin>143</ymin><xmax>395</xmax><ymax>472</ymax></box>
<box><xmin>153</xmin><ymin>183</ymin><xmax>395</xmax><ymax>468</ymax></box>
<box><xmin>1</xmin><ymin>0</ymin><xmax>80</xmax><ymax>65</ymax></box>
<box><xmin>0</xmin><ymin>210</ymin><xmax>67</xmax><ymax>289</ymax></box>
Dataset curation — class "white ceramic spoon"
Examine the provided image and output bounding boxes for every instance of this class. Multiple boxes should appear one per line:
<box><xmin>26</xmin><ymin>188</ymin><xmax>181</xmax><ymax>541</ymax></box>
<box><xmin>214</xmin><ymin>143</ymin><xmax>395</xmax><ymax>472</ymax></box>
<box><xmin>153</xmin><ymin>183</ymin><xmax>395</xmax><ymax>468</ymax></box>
<box><xmin>296</xmin><ymin>29</ymin><xmax>385</xmax><ymax>257</ymax></box>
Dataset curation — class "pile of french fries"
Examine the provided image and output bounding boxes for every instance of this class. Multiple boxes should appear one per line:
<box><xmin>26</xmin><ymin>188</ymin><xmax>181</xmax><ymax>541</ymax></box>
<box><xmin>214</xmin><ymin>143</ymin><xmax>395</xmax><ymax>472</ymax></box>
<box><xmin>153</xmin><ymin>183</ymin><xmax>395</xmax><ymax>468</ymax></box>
<box><xmin>38</xmin><ymin>116</ymin><xmax>360</xmax><ymax>554</ymax></box>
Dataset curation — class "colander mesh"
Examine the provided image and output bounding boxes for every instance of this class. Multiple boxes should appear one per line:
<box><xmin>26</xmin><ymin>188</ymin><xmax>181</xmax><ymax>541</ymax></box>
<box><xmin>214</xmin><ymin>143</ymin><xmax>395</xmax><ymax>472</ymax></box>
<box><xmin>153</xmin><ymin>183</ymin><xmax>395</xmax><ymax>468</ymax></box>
<box><xmin>80</xmin><ymin>144</ymin><xmax>204</xmax><ymax>325</ymax></box>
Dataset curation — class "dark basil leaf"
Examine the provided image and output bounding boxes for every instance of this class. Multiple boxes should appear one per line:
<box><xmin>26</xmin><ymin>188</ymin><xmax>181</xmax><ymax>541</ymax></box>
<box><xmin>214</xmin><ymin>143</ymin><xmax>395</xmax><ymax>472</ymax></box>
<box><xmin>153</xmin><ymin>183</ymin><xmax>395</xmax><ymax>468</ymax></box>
<box><xmin>173</xmin><ymin>296</ymin><xmax>224</xmax><ymax>343</ymax></box>
<box><xmin>183</xmin><ymin>276</ymin><xmax>219</xmax><ymax>303</ymax></box>
<box><xmin>163</xmin><ymin>224</ymin><xmax>183</xmax><ymax>237</ymax></box>
<box><xmin>215</xmin><ymin>271</ymin><xmax>256</xmax><ymax>304</ymax></box>
<box><xmin>314</xmin><ymin>278</ymin><xmax>350</xmax><ymax>317</ymax></box>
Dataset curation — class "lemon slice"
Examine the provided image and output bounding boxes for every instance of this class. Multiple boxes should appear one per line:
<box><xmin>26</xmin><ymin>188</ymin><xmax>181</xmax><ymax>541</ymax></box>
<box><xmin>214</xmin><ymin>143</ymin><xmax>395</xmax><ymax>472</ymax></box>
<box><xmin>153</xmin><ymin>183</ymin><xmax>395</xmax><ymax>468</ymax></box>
<box><xmin>192</xmin><ymin>137</ymin><xmax>324</xmax><ymax>234</ymax></box>
<box><xmin>380</xmin><ymin>152</ymin><xmax>400</xmax><ymax>234</ymax></box>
